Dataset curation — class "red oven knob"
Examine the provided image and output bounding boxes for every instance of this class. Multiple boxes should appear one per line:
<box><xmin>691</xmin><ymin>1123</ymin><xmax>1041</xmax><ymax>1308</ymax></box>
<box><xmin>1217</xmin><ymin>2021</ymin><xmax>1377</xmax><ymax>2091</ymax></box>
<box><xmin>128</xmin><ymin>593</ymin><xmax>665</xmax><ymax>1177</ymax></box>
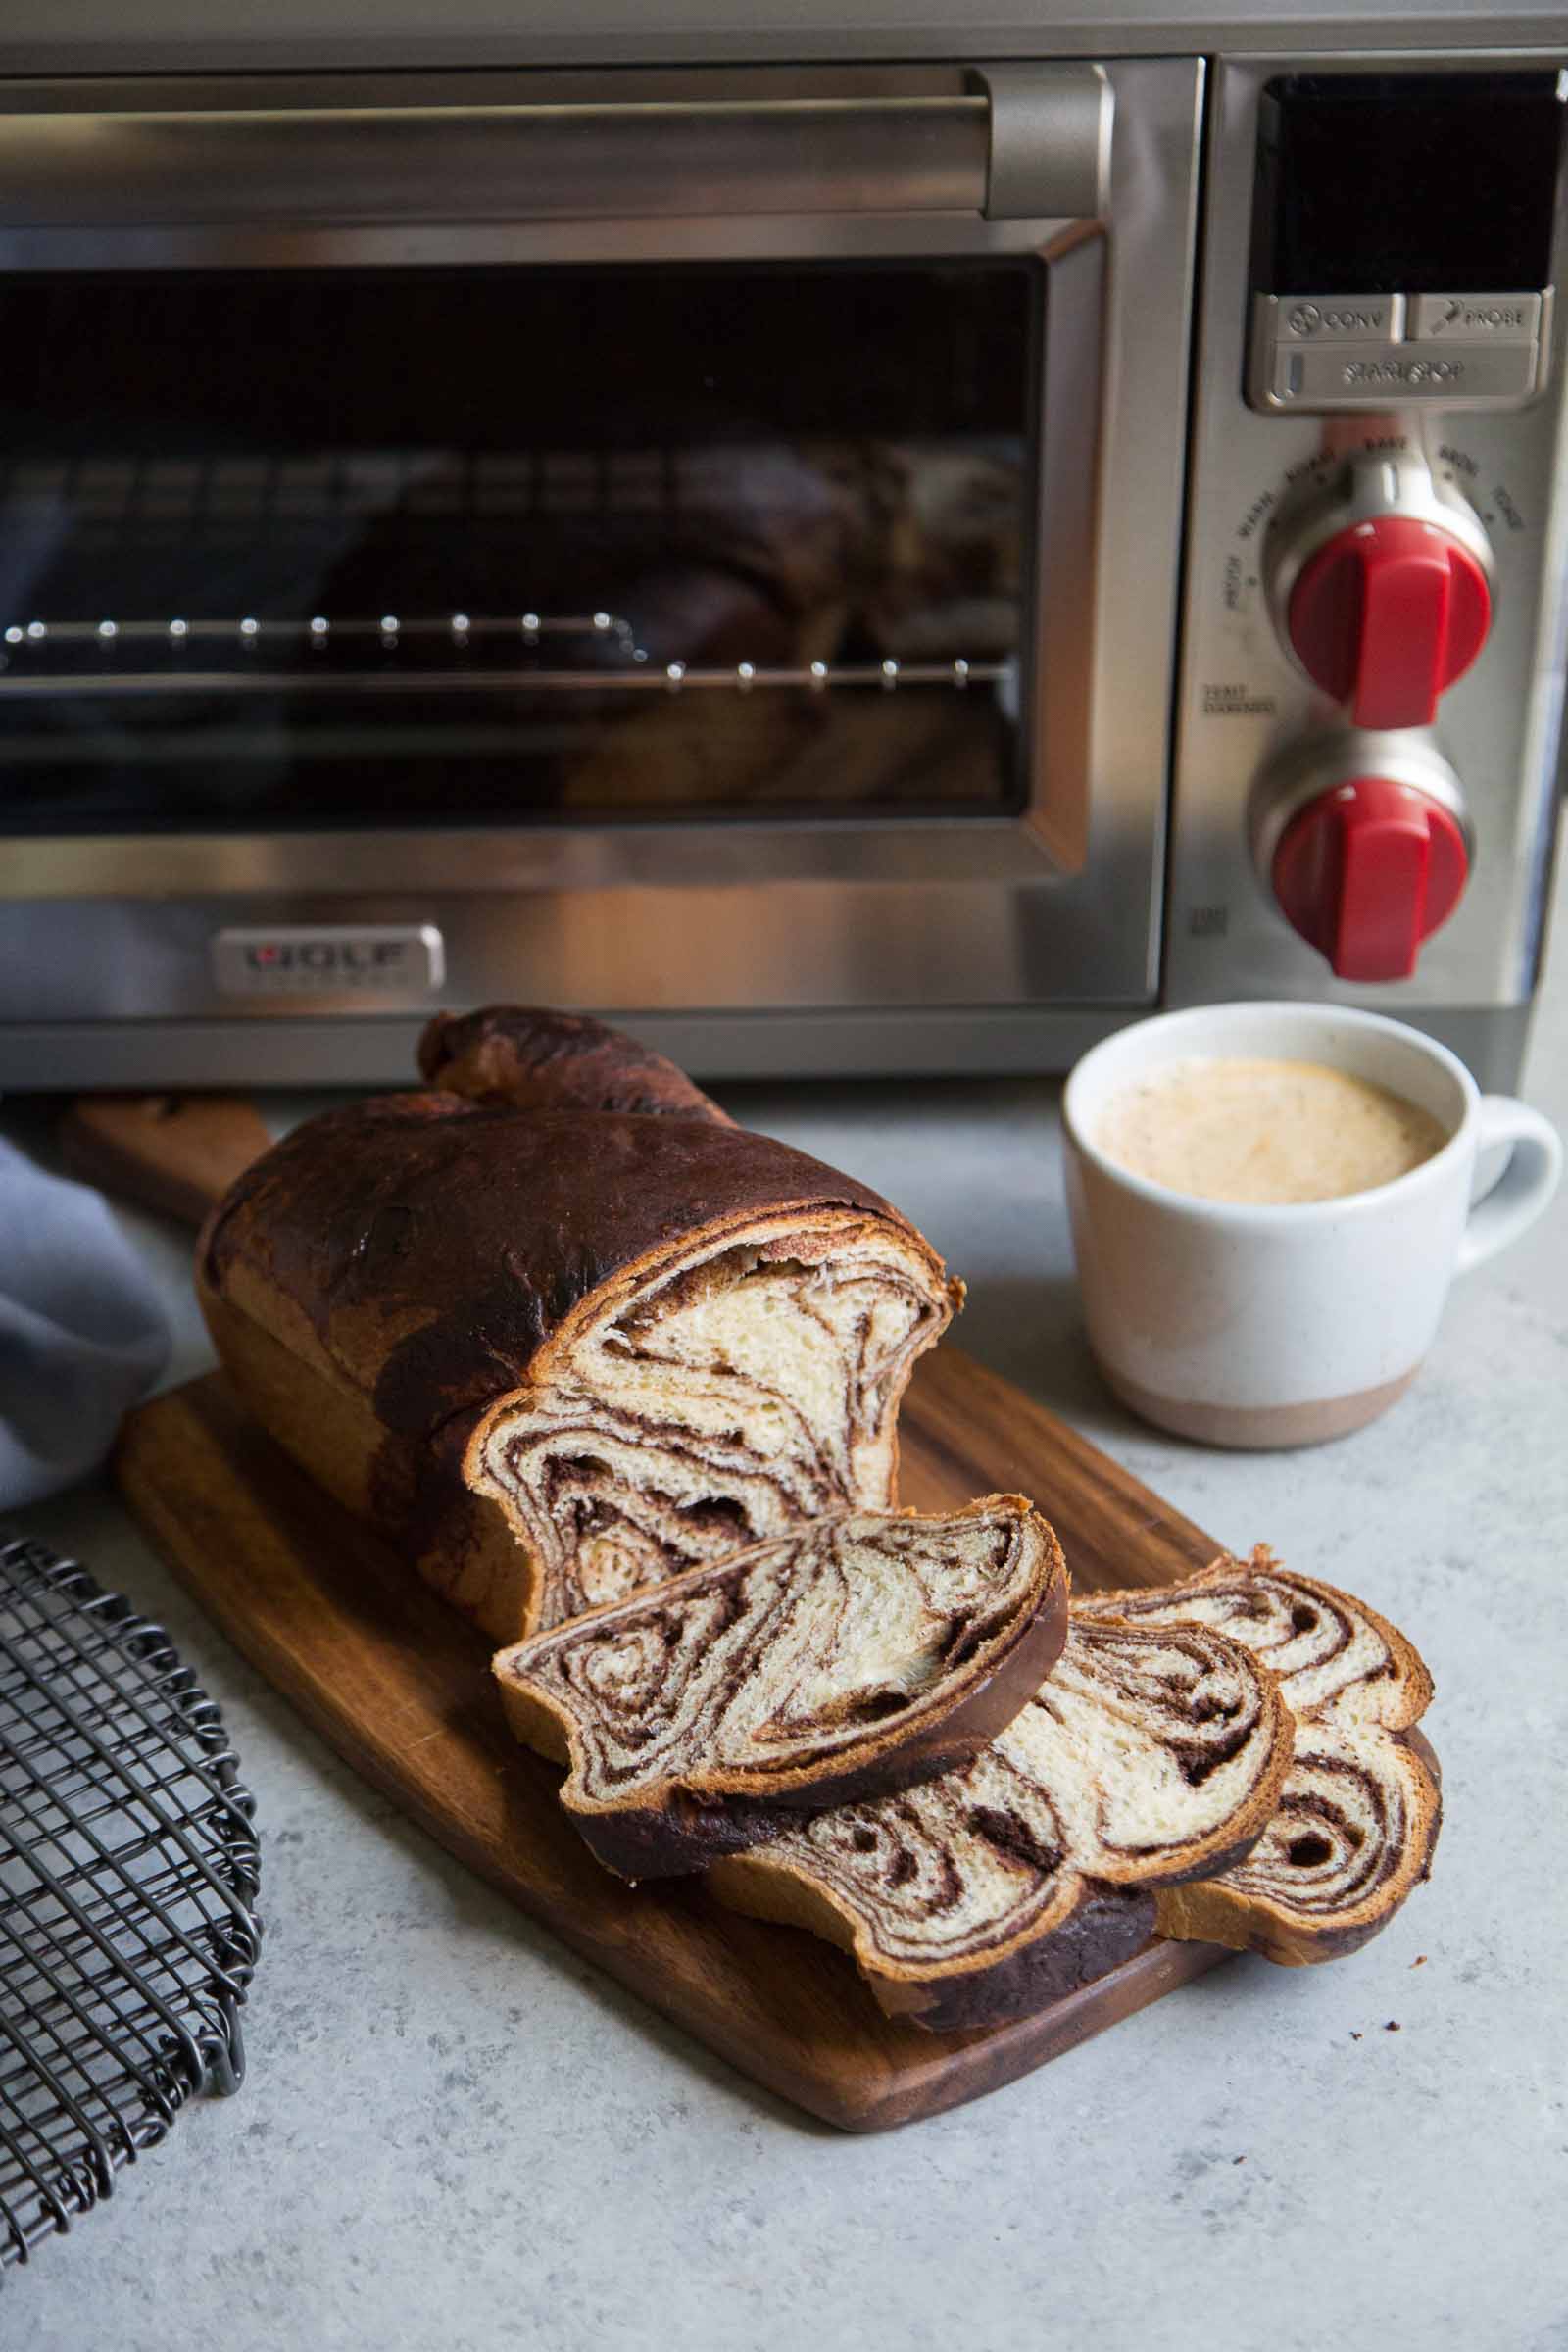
<box><xmin>1270</xmin><ymin>771</ymin><xmax>1469</xmax><ymax>983</ymax></box>
<box><xmin>1266</xmin><ymin>454</ymin><xmax>1494</xmax><ymax>731</ymax></box>
<box><xmin>1287</xmin><ymin>516</ymin><xmax>1492</xmax><ymax>729</ymax></box>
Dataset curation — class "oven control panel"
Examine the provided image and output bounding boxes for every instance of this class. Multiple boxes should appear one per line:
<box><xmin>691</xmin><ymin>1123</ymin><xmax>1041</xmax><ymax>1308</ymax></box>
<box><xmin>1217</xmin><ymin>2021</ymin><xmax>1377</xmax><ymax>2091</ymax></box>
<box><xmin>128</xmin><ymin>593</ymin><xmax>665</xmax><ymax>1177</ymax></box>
<box><xmin>1169</xmin><ymin>55</ymin><xmax>1568</xmax><ymax>1022</ymax></box>
<box><xmin>1248</xmin><ymin>73</ymin><xmax>1564</xmax><ymax>413</ymax></box>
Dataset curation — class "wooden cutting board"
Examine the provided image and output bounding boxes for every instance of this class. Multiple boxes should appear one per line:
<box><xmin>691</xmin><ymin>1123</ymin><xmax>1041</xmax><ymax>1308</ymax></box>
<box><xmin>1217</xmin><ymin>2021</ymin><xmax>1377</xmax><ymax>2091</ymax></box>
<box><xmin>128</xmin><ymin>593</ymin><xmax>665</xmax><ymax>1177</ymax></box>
<box><xmin>115</xmin><ymin>1347</ymin><xmax>1230</xmax><ymax>2133</ymax></box>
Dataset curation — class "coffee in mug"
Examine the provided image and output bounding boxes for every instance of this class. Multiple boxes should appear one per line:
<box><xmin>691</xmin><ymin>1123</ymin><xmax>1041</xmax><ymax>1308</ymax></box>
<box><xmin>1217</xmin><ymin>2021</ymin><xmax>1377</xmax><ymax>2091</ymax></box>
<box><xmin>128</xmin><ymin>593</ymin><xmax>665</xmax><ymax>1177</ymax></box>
<box><xmin>1062</xmin><ymin>1004</ymin><xmax>1561</xmax><ymax>1447</ymax></box>
<box><xmin>1094</xmin><ymin>1057</ymin><xmax>1448</xmax><ymax>1206</ymax></box>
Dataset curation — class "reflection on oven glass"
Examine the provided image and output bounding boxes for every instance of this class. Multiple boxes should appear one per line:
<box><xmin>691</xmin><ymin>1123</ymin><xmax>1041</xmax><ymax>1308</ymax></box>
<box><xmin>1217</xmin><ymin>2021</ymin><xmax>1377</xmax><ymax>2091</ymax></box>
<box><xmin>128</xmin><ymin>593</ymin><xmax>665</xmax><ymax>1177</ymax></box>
<box><xmin>0</xmin><ymin>264</ymin><xmax>1035</xmax><ymax>831</ymax></box>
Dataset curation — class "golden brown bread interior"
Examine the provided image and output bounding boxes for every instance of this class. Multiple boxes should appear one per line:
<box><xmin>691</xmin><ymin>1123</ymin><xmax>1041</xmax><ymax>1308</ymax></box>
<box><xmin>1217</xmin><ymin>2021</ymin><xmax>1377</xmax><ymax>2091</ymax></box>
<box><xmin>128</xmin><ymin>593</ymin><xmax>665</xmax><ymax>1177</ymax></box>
<box><xmin>198</xmin><ymin>1008</ymin><xmax>961</xmax><ymax>1642</ymax></box>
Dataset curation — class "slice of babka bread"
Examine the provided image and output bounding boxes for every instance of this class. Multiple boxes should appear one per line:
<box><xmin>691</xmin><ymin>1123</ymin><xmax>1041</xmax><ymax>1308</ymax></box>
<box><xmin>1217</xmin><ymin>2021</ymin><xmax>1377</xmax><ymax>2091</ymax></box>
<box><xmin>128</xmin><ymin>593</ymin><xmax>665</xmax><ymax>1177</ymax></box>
<box><xmin>709</xmin><ymin>1611</ymin><xmax>1294</xmax><ymax>2026</ymax></box>
<box><xmin>492</xmin><ymin>1496</ymin><xmax>1069</xmax><ymax>1880</ymax></box>
<box><xmin>1153</xmin><ymin>1722</ymin><xmax>1441</xmax><ymax>1965</ymax></box>
<box><xmin>200</xmin><ymin>1007</ymin><xmax>960</xmax><ymax>1642</ymax></box>
<box><xmin>1077</xmin><ymin>1553</ymin><xmax>1441</xmax><ymax>1964</ymax></box>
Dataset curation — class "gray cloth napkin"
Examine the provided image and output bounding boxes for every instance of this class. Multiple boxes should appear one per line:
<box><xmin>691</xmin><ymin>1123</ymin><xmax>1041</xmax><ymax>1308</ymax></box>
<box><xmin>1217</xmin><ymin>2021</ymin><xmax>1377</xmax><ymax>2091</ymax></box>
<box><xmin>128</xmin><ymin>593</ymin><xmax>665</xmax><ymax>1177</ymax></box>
<box><xmin>0</xmin><ymin>1137</ymin><xmax>172</xmax><ymax>1507</ymax></box>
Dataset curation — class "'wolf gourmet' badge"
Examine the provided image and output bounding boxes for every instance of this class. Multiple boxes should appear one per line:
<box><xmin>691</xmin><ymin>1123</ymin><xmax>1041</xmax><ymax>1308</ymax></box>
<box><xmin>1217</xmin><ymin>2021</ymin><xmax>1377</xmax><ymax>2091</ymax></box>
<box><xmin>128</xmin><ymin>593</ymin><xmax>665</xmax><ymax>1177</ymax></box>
<box><xmin>212</xmin><ymin>926</ymin><xmax>445</xmax><ymax>995</ymax></box>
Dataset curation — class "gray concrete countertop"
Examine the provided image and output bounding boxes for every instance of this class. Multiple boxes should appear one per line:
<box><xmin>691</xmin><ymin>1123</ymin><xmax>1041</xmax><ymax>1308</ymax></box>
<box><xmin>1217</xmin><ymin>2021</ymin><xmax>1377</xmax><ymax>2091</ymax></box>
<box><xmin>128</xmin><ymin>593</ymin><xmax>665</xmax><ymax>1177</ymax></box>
<box><xmin>7</xmin><ymin>885</ymin><xmax>1568</xmax><ymax>2348</ymax></box>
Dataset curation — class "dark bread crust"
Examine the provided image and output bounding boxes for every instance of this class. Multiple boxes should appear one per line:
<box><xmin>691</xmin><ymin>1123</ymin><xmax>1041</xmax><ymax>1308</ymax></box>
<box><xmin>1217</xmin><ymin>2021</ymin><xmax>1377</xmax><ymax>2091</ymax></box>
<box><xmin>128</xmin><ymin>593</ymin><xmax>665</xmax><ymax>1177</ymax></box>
<box><xmin>197</xmin><ymin>1016</ymin><xmax>957</xmax><ymax>1642</ymax></box>
<box><xmin>494</xmin><ymin>1498</ymin><xmax>1070</xmax><ymax>1881</ymax></box>
<box><xmin>418</xmin><ymin>1004</ymin><xmax>733</xmax><ymax>1126</ymax></box>
<box><xmin>200</xmin><ymin>1097</ymin><xmax>921</xmax><ymax>1442</ymax></box>
<box><xmin>874</xmin><ymin>1885</ymin><xmax>1157</xmax><ymax>2031</ymax></box>
<box><xmin>197</xmin><ymin>1280</ymin><xmax>545</xmax><ymax>1642</ymax></box>
<box><xmin>711</xmin><ymin>1843</ymin><xmax>1157</xmax><ymax>2030</ymax></box>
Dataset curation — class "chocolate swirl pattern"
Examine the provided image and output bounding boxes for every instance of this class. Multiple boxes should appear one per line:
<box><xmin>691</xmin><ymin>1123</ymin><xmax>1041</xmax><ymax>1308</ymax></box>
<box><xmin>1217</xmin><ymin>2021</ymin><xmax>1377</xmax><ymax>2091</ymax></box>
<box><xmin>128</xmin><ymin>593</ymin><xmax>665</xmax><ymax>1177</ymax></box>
<box><xmin>1087</xmin><ymin>1555</ymin><xmax>1441</xmax><ymax>1964</ymax></box>
<box><xmin>1074</xmin><ymin>1550</ymin><xmax>1433</xmax><ymax>1731</ymax></box>
<box><xmin>709</xmin><ymin>1613</ymin><xmax>1293</xmax><ymax>2020</ymax></box>
<box><xmin>713</xmin><ymin>1556</ymin><xmax>1438</xmax><ymax>2026</ymax></box>
<box><xmin>493</xmin><ymin>1497</ymin><xmax>1070</xmax><ymax>1880</ymax></box>
<box><xmin>472</xmin><ymin>1212</ymin><xmax>956</xmax><ymax>1624</ymax></box>
<box><xmin>1156</xmin><ymin>1723</ymin><xmax>1435</xmax><ymax>1955</ymax></box>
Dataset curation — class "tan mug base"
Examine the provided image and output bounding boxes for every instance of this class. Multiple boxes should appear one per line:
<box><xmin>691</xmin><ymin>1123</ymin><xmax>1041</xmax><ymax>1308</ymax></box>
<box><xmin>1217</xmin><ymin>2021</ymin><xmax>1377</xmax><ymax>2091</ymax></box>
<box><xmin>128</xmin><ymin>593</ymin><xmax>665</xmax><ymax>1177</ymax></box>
<box><xmin>1094</xmin><ymin>1358</ymin><xmax>1420</xmax><ymax>1450</ymax></box>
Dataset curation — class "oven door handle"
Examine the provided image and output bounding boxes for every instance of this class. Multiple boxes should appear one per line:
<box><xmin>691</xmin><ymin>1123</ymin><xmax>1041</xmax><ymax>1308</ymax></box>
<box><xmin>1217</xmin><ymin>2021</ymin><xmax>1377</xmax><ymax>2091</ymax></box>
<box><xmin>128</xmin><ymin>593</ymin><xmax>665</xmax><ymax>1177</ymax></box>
<box><xmin>0</xmin><ymin>67</ymin><xmax>1110</xmax><ymax>228</ymax></box>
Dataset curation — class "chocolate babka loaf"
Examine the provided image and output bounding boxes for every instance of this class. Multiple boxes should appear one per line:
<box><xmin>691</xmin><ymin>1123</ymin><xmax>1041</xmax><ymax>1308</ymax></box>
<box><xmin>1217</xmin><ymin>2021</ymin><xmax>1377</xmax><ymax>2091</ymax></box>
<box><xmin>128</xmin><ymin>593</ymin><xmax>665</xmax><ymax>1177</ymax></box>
<box><xmin>1077</xmin><ymin>1554</ymin><xmax>1441</xmax><ymax>1964</ymax></box>
<box><xmin>709</xmin><ymin>1612</ymin><xmax>1295</xmax><ymax>2029</ymax></box>
<box><xmin>199</xmin><ymin>1008</ymin><xmax>960</xmax><ymax>1642</ymax></box>
<box><xmin>492</xmin><ymin>1496</ymin><xmax>1069</xmax><ymax>1879</ymax></box>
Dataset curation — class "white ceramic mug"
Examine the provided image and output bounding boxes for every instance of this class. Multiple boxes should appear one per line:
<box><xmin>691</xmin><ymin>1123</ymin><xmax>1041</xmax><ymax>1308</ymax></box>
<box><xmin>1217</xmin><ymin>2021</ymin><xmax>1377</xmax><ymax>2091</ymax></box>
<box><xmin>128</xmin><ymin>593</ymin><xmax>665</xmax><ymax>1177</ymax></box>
<box><xmin>1062</xmin><ymin>1002</ymin><xmax>1563</xmax><ymax>1447</ymax></box>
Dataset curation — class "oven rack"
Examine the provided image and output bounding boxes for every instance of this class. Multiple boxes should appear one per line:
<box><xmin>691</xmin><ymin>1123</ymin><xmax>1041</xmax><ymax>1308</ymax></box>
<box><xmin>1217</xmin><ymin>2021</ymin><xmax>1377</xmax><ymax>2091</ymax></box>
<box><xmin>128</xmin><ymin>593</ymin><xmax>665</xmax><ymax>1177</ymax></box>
<box><xmin>0</xmin><ymin>611</ymin><xmax>1006</xmax><ymax>698</ymax></box>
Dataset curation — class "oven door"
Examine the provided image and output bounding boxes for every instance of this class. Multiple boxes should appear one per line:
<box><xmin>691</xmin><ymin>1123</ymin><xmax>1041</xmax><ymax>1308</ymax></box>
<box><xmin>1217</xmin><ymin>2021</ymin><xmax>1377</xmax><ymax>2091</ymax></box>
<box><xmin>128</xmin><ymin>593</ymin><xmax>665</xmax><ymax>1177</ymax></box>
<box><xmin>0</xmin><ymin>63</ymin><xmax>1201</xmax><ymax>1083</ymax></box>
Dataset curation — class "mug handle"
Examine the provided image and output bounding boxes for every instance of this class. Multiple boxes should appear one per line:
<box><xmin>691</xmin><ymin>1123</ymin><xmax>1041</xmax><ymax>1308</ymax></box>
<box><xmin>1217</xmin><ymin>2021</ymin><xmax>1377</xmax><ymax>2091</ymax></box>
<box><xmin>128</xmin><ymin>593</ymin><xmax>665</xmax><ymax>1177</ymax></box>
<box><xmin>1456</xmin><ymin>1096</ymin><xmax>1563</xmax><ymax>1274</ymax></box>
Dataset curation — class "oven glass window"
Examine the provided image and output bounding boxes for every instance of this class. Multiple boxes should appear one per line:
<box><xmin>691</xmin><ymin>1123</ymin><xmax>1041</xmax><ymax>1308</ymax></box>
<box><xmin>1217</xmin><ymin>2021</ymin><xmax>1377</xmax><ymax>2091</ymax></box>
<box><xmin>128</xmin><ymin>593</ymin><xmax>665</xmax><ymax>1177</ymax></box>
<box><xmin>0</xmin><ymin>264</ymin><xmax>1036</xmax><ymax>833</ymax></box>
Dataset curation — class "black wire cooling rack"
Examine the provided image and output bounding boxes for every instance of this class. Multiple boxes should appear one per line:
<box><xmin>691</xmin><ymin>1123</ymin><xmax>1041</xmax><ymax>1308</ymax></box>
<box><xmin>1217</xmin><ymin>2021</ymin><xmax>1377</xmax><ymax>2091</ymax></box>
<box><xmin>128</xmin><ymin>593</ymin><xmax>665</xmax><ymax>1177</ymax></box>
<box><xmin>0</xmin><ymin>1529</ymin><xmax>262</xmax><ymax>2273</ymax></box>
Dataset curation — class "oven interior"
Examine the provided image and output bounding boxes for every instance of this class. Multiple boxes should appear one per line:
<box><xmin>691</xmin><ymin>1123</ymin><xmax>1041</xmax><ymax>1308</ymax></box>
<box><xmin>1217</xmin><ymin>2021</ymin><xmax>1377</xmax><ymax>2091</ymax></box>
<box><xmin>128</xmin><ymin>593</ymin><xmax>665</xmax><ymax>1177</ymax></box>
<box><xmin>0</xmin><ymin>259</ymin><xmax>1039</xmax><ymax>835</ymax></box>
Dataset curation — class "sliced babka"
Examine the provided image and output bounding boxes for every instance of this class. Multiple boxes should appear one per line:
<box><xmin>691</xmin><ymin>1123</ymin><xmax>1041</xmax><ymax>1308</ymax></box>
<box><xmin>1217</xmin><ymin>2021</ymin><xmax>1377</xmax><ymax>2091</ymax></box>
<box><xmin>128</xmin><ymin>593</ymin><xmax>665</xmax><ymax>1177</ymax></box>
<box><xmin>709</xmin><ymin>1611</ymin><xmax>1294</xmax><ymax>2027</ymax></box>
<box><xmin>492</xmin><ymin>1496</ymin><xmax>1069</xmax><ymax>1879</ymax></box>
<box><xmin>711</xmin><ymin>1554</ymin><xmax>1437</xmax><ymax>2027</ymax></box>
<box><xmin>199</xmin><ymin>1008</ymin><xmax>960</xmax><ymax>1642</ymax></box>
<box><xmin>1077</xmin><ymin>1553</ymin><xmax>1441</xmax><ymax>1964</ymax></box>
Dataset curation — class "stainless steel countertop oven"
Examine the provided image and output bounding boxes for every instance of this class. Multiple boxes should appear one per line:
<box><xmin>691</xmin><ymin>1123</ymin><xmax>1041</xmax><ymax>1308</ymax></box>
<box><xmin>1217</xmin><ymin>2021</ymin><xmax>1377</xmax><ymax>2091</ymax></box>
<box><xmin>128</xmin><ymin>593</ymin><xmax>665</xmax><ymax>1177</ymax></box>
<box><xmin>0</xmin><ymin>6</ymin><xmax>1564</xmax><ymax>1087</ymax></box>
